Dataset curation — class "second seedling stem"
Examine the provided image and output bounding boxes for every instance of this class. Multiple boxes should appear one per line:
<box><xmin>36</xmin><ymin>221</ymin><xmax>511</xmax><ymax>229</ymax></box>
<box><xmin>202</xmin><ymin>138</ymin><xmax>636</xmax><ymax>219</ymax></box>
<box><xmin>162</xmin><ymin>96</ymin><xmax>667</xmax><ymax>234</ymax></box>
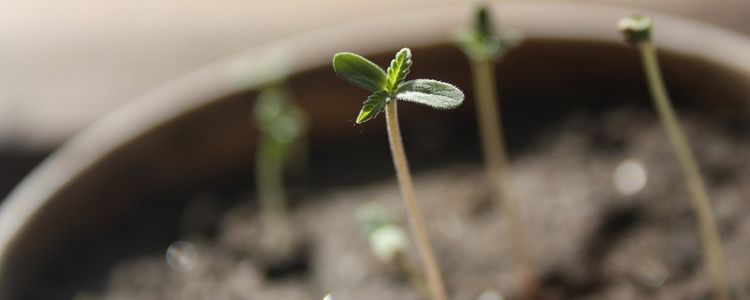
<box><xmin>620</xmin><ymin>15</ymin><xmax>729</xmax><ymax>300</ymax></box>
<box><xmin>640</xmin><ymin>41</ymin><xmax>728</xmax><ymax>300</ymax></box>
<box><xmin>472</xmin><ymin>58</ymin><xmax>538</xmax><ymax>297</ymax></box>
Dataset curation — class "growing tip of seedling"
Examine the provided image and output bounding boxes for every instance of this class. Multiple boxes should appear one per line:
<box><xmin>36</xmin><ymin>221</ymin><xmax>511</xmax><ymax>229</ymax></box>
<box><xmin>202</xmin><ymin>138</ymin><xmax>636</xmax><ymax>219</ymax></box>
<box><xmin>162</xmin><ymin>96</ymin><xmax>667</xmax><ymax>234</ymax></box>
<box><xmin>332</xmin><ymin>47</ymin><xmax>464</xmax><ymax>124</ymax></box>
<box><xmin>458</xmin><ymin>4</ymin><xmax>522</xmax><ymax>62</ymax></box>
<box><xmin>254</xmin><ymin>86</ymin><xmax>307</xmax><ymax>145</ymax></box>
<box><xmin>475</xmin><ymin>5</ymin><xmax>494</xmax><ymax>40</ymax></box>
<box><xmin>618</xmin><ymin>15</ymin><xmax>653</xmax><ymax>45</ymax></box>
<box><xmin>322</xmin><ymin>294</ymin><xmax>332</xmax><ymax>300</ymax></box>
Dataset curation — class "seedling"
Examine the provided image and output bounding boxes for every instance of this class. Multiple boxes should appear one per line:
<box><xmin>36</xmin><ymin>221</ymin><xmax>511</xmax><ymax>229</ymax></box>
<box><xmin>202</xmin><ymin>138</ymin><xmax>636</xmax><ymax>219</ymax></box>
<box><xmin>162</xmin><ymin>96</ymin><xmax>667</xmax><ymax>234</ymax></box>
<box><xmin>619</xmin><ymin>15</ymin><xmax>729</xmax><ymax>300</ymax></box>
<box><xmin>253</xmin><ymin>84</ymin><xmax>307</xmax><ymax>259</ymax></box>
<box><xmin>357</xmin><ymin>204</ymin><xmax>426</xmax><ymax>292</ymax></box>
<box><xmin>458</xmin><ymin>5</ymin><xmax>537</xmax><ymax>297</ymax></box>
<box><xmin>333</xmin><ymin>48</ymin><xmax>464</xmax><ymax>300</ymax></box>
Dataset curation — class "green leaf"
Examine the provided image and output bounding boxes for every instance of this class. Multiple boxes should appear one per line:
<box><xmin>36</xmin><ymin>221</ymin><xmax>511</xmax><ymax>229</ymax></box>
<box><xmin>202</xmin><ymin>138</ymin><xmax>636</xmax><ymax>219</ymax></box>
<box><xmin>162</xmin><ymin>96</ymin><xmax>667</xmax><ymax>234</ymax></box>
<box><xmin>618</xmin><ymin>15</ymin><xmax>653</xmax><ymax>45</ymax></box>
<box><xmin>333</xmin><ymin>52</ymin><xmax>387</xmax><ymax>92</ymax></box>
<box><xmin>254</xmin><ymin>85</ymin><xmax>307</xmax><ymax>145</ymax></box>
<box><xmin>356</xmin><ymin>90</ymin><xmax>389</xmax><ymax>123</ymax></box>
<box><xmin>386</xmin><ymin>48</ymin><xmax>412</xmax><ymax>91</ymax></box>
<box><xmin>476</xmin><ymin>5</ymin><xmax>493</xmax><ymax>38</ymax></box>
<box><xmin>458</xmin><ymin>5</ymin><xmax>522</xmax><ymax>62</ymax></box>
<box><xmin>395</xmin><ymin>79</ymin><xmax>464</xmax><ymax>109</ymax></box>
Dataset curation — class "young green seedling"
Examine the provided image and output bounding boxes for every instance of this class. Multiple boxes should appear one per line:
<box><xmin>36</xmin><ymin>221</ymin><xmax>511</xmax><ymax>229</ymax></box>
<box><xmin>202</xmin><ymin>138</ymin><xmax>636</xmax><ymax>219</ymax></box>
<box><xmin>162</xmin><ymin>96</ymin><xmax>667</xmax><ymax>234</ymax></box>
<box><xmin>357</xmin><ymin>204</ymin><xmax>426</xmax><ymax>293</ymax></box>
<box><xmin>333</xmin><ymin>48</ymin><xmax>464</xmax><ymax>300</ymax></box>
<box><xmin>619</xmin><ymin>15</ymin><xmax>729</xmax><ymax>300</ymax></box>
<box><xmin>458</xmin><ymin>6</ymin><xmax>537</xmax><ymax>298</ymax></box>
<box><xmin>253</xmin><ymin>84</ymin><xmax>308</xmax><ymax>259</ymax></box>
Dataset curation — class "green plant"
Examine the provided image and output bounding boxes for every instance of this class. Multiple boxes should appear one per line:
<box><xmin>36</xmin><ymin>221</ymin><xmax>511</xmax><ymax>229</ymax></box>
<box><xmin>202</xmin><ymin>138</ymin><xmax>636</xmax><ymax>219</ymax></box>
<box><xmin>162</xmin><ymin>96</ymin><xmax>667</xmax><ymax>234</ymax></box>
<box><xmin>619</xmin><ymin>15</ymin><xmax>729</xmax><ymax>300</ymax></box>
<box><xmin>357</xmin><ymin>204</ymin><xmax>425</xmax><ymax>292</ymax></box>
<box><xmin>333</xmin><ymin>48</ymin><xmax>464</xmax><ymax>300</ymax></box>
<box><xmin>458</xmin><ymin>5</ymin><xmax>537</xmax><ymax>298</ymax></box>
<box><xmin>253</xmin><ymin>84</ymin><xmax>307</xmax><ymax>257</ymax></box>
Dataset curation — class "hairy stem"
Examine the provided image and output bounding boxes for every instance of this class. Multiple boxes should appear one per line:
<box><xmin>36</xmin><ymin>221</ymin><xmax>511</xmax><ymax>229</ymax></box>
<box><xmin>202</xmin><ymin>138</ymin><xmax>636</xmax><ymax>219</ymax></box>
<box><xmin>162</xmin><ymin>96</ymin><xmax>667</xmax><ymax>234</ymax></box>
<box><xmin>472</xmin><ymin>59</ymin><xmax>538</xmax><ymax>297</ymax></box>
<box><xmin>385</xmin><ymin>100</ymin><xmax>448</xmax><ymax>300</ymax></box>
<box><xmin>638</xmin><ymin>41</ymin><xmax>728</xmax><ymax>300</ymax></box>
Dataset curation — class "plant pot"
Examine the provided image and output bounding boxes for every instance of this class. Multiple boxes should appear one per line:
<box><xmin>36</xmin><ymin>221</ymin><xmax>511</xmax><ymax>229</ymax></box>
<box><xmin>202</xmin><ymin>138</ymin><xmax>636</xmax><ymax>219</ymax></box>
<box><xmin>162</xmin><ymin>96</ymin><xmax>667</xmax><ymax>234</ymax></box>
<box><xmin>1</xmin><ymin>2</ymin><xmax>750</xmax><ymax>299</ymax></box>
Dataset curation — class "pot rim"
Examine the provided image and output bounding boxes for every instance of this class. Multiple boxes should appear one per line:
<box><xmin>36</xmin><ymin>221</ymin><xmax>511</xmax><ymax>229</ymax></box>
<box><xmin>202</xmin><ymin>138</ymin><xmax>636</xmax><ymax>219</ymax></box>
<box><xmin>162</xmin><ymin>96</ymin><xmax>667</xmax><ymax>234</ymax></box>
<box><xmin>1</xmin><ymin>1</ymin><xmax>749</xmax><ymax>291</ymax></box>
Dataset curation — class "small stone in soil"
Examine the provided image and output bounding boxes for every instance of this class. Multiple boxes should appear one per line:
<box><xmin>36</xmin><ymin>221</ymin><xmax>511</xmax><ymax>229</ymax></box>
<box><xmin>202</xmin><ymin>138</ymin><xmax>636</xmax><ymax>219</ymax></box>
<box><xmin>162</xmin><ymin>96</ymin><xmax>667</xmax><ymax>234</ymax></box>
<box><xmin>166</xmin><ymin>241</ymin><xmax>198</xmax><ymax>272</ymax></box>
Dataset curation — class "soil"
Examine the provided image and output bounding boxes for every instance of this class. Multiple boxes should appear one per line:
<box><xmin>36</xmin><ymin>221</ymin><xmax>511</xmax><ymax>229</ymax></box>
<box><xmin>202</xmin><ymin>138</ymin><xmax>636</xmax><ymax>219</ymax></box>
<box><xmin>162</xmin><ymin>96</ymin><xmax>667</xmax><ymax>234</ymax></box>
<box><xmin>94</xmin><ymin>108</ymin><xmax>750</xmax><ymax>300</ymax></box>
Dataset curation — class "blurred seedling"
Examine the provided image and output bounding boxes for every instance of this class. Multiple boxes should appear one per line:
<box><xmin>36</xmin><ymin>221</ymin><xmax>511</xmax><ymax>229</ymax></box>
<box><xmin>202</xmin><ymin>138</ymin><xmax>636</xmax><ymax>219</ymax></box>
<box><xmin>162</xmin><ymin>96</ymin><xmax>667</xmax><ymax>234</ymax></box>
<box><xmin>477</xmin><ymin>290</ymin><xmax>505</xmax><ymax>300</ymax></box>
<box><xmin>457</xmin><ymin>5</ymin><xmax>538</xmax><ymax>298</ymax></box>
<box><xmin>619</xmin><ymin>15</ymin><xmax>729</xmax><ymax>300</ymax></box>
<box><xmin>333</xmin><ymin>48</ymin><xmax>464</xmax><ymax>300</ymax></box>
<box><xmin>253</xmin><ymin>84</ymin><xmax>309</xmax><ymax>270</ymax></box>
<box><xmin>356</xmin><ymin>204</ymin><xmax>426</xmax><ymax>293</ymax></box>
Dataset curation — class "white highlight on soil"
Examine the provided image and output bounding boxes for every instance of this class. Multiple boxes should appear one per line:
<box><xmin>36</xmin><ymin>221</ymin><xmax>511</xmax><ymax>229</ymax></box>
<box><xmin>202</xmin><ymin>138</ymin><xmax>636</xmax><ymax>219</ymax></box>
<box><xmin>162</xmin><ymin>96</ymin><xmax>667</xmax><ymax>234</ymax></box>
<box><xmin>166</xmin><ymin>241</ymin><xmax>198</xmax><ymax>272</ymax></box>
<box><xmin>370</xmin><ymin>224</ymin><xmax>408</xmax><ymax>263</ymax></box>
<box><xmin>637</xmin><ymin>258</ymin><xmax>669</xmax><ymax>288</ymax></box>
<box><xmin>613</xmin><ymin>159</ymin><xmax>647</xmax><ymax>195</ymax></box>
<box><xmin>477</xmin><ymin>290</ymin><xmax>504</xmax><ymax>300</ymax></box>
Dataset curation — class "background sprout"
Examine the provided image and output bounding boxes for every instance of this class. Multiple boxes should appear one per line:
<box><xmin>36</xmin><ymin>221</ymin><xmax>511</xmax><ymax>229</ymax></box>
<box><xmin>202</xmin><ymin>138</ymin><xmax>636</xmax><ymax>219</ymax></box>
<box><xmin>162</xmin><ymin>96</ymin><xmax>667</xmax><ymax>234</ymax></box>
<box><xmin>333</xmin><ymin>48</ymin><xmax>464</xmax><ymax>300</ymax></box>
<box><xmin>356</xmin><ymin>205</ymin><xmax>409</xmax><ymax>264</ymax></box>
<box><xmin>619</xmin><ymin>15</ymin><xmax>729</xmax><ymax>300</ymax></box>
<box><xmin>458</xmin><ymin>5</ymin><xmax>538</xmax><ymax>298</ymax></box>
<box><xmin>458</xmin><ymin>5</ymin><xmax>522</xmax><ymax>62</ymax></box>
<box><xmin>253</xmin><ymin>84</ymin><xmax>308</xmax><ymax>259</ymax></box>
<box><xmin>357</xmin><ymin>204</ymin><xmax>426</xmax><ymax>292</ymax></box>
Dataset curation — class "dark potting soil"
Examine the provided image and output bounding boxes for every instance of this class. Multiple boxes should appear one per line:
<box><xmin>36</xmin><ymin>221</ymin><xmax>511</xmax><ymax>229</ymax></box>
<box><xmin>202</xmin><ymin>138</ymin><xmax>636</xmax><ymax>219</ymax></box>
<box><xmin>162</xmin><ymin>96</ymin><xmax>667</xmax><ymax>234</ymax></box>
<box><xmin>94</xmin><ymin>108</ymin><xmax>750</xmax><ymax>300</ymax></box>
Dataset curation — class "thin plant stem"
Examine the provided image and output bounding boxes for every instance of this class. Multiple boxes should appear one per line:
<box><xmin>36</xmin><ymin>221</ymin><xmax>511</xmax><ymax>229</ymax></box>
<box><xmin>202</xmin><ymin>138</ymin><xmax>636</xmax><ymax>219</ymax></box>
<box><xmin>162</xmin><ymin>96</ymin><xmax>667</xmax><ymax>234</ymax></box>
<box><xmin>385</xmin><ymin>99</ymin><xmax>448</xmax><ymax>300</ymax></box>
<box><xmin>256</xmin><ymin>139</ymin><xmax>292</xmax><ymax>252</ymax></box>
<box><xmin>637</xmin><ymin>41</ymin><xmax>729</xmax><ymax>300</ymax></box>
<box><xmin>472</xmin><ymin>59</ymin><xmax>538</xmax><ymax>297</ymax></box>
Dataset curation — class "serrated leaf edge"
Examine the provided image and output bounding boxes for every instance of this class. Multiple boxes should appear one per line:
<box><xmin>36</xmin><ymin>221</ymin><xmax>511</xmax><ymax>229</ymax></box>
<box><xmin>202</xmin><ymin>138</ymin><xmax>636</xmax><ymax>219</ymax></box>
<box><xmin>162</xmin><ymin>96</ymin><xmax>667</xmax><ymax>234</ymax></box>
<box><xmin>356</xmin><ymin>91</ymin><xmax>389</xmax><ymax>124</ymax></box>
<box><xmin>386</xmin><ymin>48</ymin><xmax>412</xmax><ymax>91</ymax></box>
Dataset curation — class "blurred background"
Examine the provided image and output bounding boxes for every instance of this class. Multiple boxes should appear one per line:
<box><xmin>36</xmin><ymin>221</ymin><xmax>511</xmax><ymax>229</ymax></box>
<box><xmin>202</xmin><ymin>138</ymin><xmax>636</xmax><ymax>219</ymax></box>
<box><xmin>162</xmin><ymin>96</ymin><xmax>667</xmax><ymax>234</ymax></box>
<box><xmin>0</xmin><ymin>0</ymin><xmax>750</xmax><ymax>298</ymax></box>
<box><xmin>2</xmin><ymin>1</ymin><xmax>750</xmax><ymax>199</ymax></box>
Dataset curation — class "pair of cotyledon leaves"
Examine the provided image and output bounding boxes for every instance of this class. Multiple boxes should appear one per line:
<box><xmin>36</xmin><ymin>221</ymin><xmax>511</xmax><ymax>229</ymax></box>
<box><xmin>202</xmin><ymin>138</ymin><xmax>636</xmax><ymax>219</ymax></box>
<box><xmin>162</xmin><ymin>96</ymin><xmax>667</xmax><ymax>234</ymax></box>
<box><xmin>332</xmin><ymin>48</ymin><xmax>464</xmax><ymax>124</ymax></box>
